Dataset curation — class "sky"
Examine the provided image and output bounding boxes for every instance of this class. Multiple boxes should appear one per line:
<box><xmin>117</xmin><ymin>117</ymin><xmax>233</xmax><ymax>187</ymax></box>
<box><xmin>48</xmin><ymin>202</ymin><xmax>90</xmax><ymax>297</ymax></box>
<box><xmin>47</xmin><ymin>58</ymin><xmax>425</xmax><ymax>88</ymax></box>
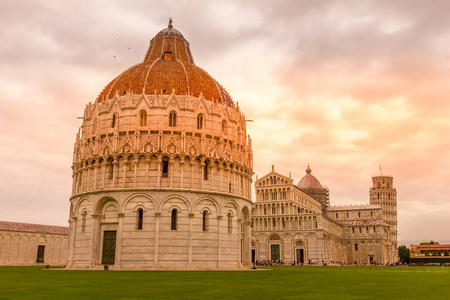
<box><xmin>1</xmin><ymin>0</ymin><xmax>449</xmax><ymax>244</ymax></box>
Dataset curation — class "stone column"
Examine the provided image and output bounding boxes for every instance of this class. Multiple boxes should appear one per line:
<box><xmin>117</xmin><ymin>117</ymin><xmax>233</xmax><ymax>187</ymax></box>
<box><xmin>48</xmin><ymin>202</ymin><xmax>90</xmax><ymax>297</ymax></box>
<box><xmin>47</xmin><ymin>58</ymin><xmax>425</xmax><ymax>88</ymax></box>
<box><xmin>93</xmin><ymin>162</ymin><xmax>98</xmax><ymax>190</ymax></box>
<box><xmin>169</xmin><ymin>159</ymin><xmax>174</xmax><ymax>188</ymax></box>
<box><xmin>180</xmin><ymin>159</ymin><xmax>184</xmax><ymax>188</ymax></box>
<box><xmin>112</xmin><ymin>161</ymin><xmax>118</xmax><ymax>188</ymax></box>
<box><xmin>90</xmin><ymin>214</ymin><xmax>101</xmax><ymax>268</ymax></box>
<box><xmin>145</xmin><ymin>158</ymin><xmax>150</xmax><ymax>186</ymax></box>
<box><xmin>157</xmin><ymin>159</ymin><xmax>161</xmax><ymax>188</ymax></box>
<box><xmin>188</xmin><ymin>213</ymin><xmax>194</xmax><ymax>265</ymax></box>
<box><xmin>102</xmin><ymin>162</ymin><xmax>106</xmax><ymax>189</ymax></box>
<box><xmin>133</xmin><ymin>161</ymin><xmax>138</xmax><ymax>187</ymax></box>
<box><xmin>115</xmin><ymin>213</ymin><xmax>125</xmax><ymax>267</ymax></box>
<box><xmin>154</xmin><ymin>212</ymin><xmax>160</xmax><ymax>264</ymax></box>
<box><xmin>122</xmin><ymin>161</ymin><xmax>127</xmax><ymax>188</ymax></box>
<box><xmin>217</xmin><ymin>215</ymin><xmax>222</xmax><ymax>267</ymax></box>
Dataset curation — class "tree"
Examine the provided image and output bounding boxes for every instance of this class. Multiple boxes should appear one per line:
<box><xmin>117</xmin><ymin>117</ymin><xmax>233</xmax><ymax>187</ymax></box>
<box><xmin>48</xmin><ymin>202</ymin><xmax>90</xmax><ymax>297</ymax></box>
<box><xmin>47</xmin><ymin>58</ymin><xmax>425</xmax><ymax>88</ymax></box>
<box><xmin>398</xmin><ymin>245</ymin><xmax>410</xmax><ymax>264</ymax></box>
<box><xmin>425</xmin><ymin>250</ymin><xmax>430</xmax><ymax>256</ymax></box>
<box><xmin>444</xmin><ymin>250</ymin><xmax>449</xmax><ymax>257</ymax></box>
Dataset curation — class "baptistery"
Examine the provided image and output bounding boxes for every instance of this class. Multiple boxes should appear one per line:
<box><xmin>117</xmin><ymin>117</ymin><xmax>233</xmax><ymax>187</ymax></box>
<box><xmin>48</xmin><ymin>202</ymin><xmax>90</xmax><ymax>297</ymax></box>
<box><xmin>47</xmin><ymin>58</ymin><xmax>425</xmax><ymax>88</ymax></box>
<box><xmin>67</xmin><ymin>20</ymin><xmax>253</xmax><ymax>270</ymax></box>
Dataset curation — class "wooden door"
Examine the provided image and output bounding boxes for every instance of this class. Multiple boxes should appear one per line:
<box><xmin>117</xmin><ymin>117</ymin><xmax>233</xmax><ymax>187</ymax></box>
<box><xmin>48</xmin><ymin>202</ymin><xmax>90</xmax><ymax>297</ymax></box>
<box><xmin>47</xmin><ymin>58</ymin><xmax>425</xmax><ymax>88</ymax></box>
<box><xmin>102</xmin><ymin>231</ymin><xmax>117</xmax><ymax>265</ymax></box>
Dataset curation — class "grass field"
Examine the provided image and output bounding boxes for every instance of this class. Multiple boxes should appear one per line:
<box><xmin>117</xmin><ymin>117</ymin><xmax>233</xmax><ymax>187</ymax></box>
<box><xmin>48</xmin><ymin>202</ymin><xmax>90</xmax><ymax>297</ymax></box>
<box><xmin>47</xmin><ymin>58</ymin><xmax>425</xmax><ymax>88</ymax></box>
<box><xmin>0</xmin><ymin>266</ymin><xmax>450</xmax><ymax>299</ymax></box>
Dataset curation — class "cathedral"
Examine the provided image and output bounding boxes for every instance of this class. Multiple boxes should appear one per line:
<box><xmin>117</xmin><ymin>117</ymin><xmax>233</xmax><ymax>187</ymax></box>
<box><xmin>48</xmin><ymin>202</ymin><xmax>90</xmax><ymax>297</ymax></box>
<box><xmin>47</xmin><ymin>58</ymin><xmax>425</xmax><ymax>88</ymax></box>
<box><xmin>252</xmin><ymin>166</ymin><xmax>398</xmax><ymax>265</ymax></box>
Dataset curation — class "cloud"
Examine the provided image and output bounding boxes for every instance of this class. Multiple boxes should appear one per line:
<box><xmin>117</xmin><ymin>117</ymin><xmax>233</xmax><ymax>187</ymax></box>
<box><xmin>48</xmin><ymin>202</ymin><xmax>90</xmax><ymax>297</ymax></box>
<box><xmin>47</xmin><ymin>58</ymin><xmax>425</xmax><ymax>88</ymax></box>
<box><xmin>0</xmin><ymin>0</ymin><xmax>448</xmax><ymax>240</ymax></box>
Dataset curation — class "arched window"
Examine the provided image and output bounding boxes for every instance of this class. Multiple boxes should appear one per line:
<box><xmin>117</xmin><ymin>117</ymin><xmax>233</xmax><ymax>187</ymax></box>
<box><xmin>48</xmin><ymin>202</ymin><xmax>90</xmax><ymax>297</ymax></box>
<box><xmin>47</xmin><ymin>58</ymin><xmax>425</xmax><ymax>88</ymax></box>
<box><xmin>373</xmin><ymin>226</ymin><xmax>376</xmax><ymax>233</ymax></box>
<box><xmin>171</xmin><ymin>209</ymin><xmax>177</xmax><ymax>230</ymax></box>
<box><xmin>371</xmin><ymin>211</ymin><xmax>373</xmax><ymax>217</ymax></box>
<box><xmin>358</xmin><ymin>212</ymin><xmax>361</xmax><ymax>218</ymax></box>
<box><xmin>137</xmin><ymin>208</ymin><xmax>143</xmax><ymax>230</ymax></box>
<box><xmin>222</xmin><ymin>120</ymin><xmax>227</xmax><ymax>134</ymax></box>
<box><xmin>203</xmin><ymin>161</ymin><xmax>209</xmax><ymax>180</ymax></box>
<box><xmin>355</xmin><ymin>243</ymin><xmax>358</xmax><ymax>251</ymax></box>
<box><xmin>162</xmin><ymin>157</ymin><xmax>169</xmax><ymax>178</ymax></box>
<box><xmin>169</xmin><ymin>111</ymin><xmax>177</xmax><ymax>127</ymax></box>
<box><xmin>93</xmin><ymin>118</ymin><xmax>97</xmax><ymax>134</ymax></box>
<box><xmin>140</xmin><ymin>110</ymin><xmax>147</xmax><ymax>127</ymax></box>
<box><xmin>227</xmin><ymin>213</ymin><xmax>232</xmax><ymax>233</ymax></box>
<box><xmin>111</xmin><ymin>113</ymin><xmax>117</xmax><ymax>128</ymax></box>
<box><xmin>264</xmin><ymin>207</ymin><xmax>267</xmax><ymax>215</ymax></box>
<box><xmin>197</xmin><ymin>114</ymin><xmax>204</xmax><ymax>129</ymax></box>
<box><xmin>272</xmin><ymin>219</ymin><xmax>276</xmax><ymax>228</ymax></box>
<box><xmin>229</xmin><ymin>182</ymin><xmax>232</xmax><ymax>193</ymax></box>
<box><xmin>106</xmin><ymin>158</ymin><xmax>114</xmax><ymax>179</ymax></box>
<box><xmin>81</xmin><ymin>211</ymin><xmax>87</xmax><ymax>233</ymax></box>
<box><xmin>202</xmin><ymin>210</ymin><xmax>208</xmax><ymax>232</ymax></box>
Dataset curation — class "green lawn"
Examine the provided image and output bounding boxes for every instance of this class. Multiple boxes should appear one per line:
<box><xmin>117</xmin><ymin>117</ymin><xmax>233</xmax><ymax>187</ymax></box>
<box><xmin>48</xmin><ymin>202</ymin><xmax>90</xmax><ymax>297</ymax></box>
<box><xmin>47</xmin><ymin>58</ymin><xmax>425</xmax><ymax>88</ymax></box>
<box><xmin>0</xmin><ymin>266</ymin><xmax>449</xmax><ymax>299</ymax></box>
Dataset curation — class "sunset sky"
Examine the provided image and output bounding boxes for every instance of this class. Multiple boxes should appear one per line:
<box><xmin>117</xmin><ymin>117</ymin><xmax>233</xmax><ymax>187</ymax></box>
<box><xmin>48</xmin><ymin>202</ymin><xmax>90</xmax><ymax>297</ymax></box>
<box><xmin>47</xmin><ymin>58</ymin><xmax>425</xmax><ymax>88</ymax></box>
<box><xmin>1</xmin><ymin>0</ymin><xmax>449</xmax><ymax>244</ymax></box>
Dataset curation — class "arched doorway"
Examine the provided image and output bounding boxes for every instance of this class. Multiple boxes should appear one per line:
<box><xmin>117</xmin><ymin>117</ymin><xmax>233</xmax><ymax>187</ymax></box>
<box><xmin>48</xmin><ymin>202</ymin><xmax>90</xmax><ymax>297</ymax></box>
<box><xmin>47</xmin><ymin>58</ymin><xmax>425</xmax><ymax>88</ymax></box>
<box><xmin>295</xmin><ymin>240</ymin><xmax>305</xmax><ymax>265</ymax></box>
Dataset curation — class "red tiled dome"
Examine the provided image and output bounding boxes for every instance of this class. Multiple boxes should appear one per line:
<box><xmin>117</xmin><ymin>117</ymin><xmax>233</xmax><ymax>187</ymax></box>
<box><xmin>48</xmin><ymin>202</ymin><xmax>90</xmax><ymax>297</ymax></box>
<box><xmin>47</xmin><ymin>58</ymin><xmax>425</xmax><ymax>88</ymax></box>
<box><xmin>297</xmin><ymin>166</ymin><xmax>324</xmax><ymax>189</ymax></box>
<box><xmin>97</xmin><ymin>22</ymin><xmax>233</xmax><ymax>106</ymax></box>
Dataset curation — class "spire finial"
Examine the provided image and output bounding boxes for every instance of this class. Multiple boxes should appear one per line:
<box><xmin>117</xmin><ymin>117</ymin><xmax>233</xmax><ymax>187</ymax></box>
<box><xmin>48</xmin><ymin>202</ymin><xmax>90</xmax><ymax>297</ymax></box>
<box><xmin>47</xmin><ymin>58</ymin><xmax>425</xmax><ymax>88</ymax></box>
<box><xmin>380</xmin><ymin>164</ymin><xmax>383</xmax><ymax>175</ymax></box>
<box><xmin>272</xmin><ymin>165</ymin><xmax>274</xmax><ymax>171</ymax></box>
<box><xmin>168</xmin><ymin>18</ymin><xmax>173</xmax><ymax>28</ymax></box>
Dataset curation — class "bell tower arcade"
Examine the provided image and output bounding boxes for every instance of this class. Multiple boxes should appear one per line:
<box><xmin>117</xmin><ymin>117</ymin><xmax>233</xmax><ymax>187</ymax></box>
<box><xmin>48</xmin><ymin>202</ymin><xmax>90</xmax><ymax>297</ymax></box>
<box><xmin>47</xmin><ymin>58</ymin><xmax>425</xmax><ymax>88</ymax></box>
<box><xmin>370</xmin><ymin>175</ymin><xmax>398</xmax><ymax>263</ymax></box>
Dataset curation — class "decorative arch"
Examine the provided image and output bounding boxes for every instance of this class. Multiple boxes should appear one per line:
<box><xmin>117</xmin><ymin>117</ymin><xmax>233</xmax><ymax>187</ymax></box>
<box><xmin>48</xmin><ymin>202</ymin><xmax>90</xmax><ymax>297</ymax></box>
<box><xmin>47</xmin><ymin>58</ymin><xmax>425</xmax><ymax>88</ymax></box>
<box><xmin>158</xmin><ymin>194</ymin><xmax>191</xmax><ymax>214</ymax></box>
<box><xmin>193</xmin><ymin>197</ymin><xmax>220</xmax><ymax>216</ymax></box>
<box><xmin>121</xmin><ymin>193</ymin><xmax>156</xmax><ymax>214</ymax></box>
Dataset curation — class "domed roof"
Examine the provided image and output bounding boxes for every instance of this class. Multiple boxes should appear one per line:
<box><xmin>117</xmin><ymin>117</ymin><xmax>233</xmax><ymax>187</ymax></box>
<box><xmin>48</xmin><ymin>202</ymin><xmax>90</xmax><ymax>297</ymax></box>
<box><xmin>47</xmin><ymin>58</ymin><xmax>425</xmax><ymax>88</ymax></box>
<box><xmin>97</xmin><ymin>19</ymin><xmax>233</xmax><ymax>106</ymax></box>
<box><xmin>297</xmin><ymin>166</ymin><xmax>324</xmax><ymax>189</ymax></box>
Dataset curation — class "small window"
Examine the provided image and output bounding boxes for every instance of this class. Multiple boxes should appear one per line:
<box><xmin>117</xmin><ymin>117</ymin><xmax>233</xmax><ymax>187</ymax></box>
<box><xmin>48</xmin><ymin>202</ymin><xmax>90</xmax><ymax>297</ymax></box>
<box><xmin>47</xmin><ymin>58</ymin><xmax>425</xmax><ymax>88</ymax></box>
<box><xmin>359</xmin><ymin>227</ymin><xmax>362</xmax><ymax>233</ymax></box>
<box><xmin>36</xmin><ymin>245</ymin><xmax>45</xmax><ymax>263</ymax></box>
<box><xmin>228</xmin><ymin>213</ymin><xmax>232</xmax><ymax>233</ymax></box>
<box><xmin>297</xmin><ymin>207</ymin><xmax>300</xmax><ymax>213</ymax></box>
<box><xmin>346</xmin><ymin>212</ymin><xmax>349</xmax><ymax>218</ymax></box>
<box><xmin>272</xmin><ymin>219</ymin><xmax>276</xmax><ymax>227</ymax></box>
<box><xmin>197</xmin><ymin>114</ymin><xmax>204</xmax><ymax>129</ymax></box>
<box><xmin>355</xmin><ymin>243</ymin><xmax>358</xmax><ymax>251</ymax></box>
<box><xmin>272</xmin><ymin>207</ymin><xmax>276</xmax><ymax>214</ymax></box>
<box><xmin>81</xmin><ymin>211</ymin><xmax>87</xmax><ymax>233</ymax></box>
<box><xmin>202</xmin><ymin>210</ymin><xmax>208</xmax><ymax>232</ymax></box>
<box><xmin>282</xmin><ymin>219</ymin><xmax>285</xmax><ymax>228</ymax></box>
<box><xmin>171</xmin><ymin>209</ymin><xmax>177</xmax><ymax>230</ymax></box>
<box><xmin>112</xmin><ymin>113</ymin><xmax>117</xmax><ymax>128</ymax></box>
<box><xmin>335</xmin><ymin>213</ymin><xmax>338</xmax><ymax>218</ymax></box>
<box><xmin>203</xmin><ymin>161</ymin><xmax>209</xmax><ymax>180</ymax></box>
<box><xmin>222</xmin><ymin>120</ymin><xmax>227</xmax><ymax>134</ymax></box>
<box><xmin>373</xmin><ymin>226</ymin><xmax>376</xmax><ymax>233</ymax></box>
<box><xmin>140</xmin><ymin>111</ymin><xmax>147</xmax><ymax>126</ymax></box>
<box><xmin>137</xmin><ymin>208</ymin><xmax>143</xmax><ymax>230</ymax></box>
<box><xmin>229</xmin><ymin>182</ymin><xmax>232</xmax><ymax>193</ymax></box>
<box><xmin>281</xmin><ymin>206</ymin><xmax>284</xmax><ymax>214</ymax></box>
<box><xmin>298</xmin><ymin>220</ymin><xmax>301</xmax><ymax>228</ymax></box>
<box><xmin>107</xmin><ymin>158</ymin><xmax>114</xmax><ymax>179</ymax></box>
<box><xmin>366</xmin><ymin>226</ymin><xmax>369</xmax><ymax>233</ymax></box>
<box><xmin>358</xmin><ymin>212</ymin><xmax>361</xmax><ymax>218</ymax></box>
<box><xmin>352</xmin><ymin>227</ymin><xmax>355</xmax><ymax>233</ymax></box>
<box><xmin>169</xmin><ymin>112</ymin><xmax>177</xmax><ymax>127</ymax></box>
<box><xmin>264</xmin><ymin>207</ymin><xmax>267</xmax><ymax>215</ymax></box>
<box><xmin>164</xmin><ymin>52</ymin><xmax>172</xmax><ymax>60</ymax></box>
<box><xmin>93</xmin><ymin>118</ymin><xmax>97</xmax><ymax>134</ymax></box>
<box><xmin>162</xmin><ymin>158</ymin><xmax>169</xmax><ymax>178</ymax></box>
<box><xmin>371</xmin><ymin>211</ymin><xmax>373</xmax><ymax>217</ymax></box>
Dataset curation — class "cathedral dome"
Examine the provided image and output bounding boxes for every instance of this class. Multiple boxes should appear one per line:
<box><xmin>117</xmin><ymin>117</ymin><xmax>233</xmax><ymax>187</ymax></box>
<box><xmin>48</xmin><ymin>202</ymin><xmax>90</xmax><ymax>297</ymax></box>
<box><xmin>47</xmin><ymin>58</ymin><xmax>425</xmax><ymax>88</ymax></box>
<box><xmin>97</xmin><ymin>20</ymin><xmax>233</xmax><ymax>106</ymax></box>
<box><xmin>297</xmin><ymin>166</ymin><xmax>323</xmax><ymax>189</ymax></box>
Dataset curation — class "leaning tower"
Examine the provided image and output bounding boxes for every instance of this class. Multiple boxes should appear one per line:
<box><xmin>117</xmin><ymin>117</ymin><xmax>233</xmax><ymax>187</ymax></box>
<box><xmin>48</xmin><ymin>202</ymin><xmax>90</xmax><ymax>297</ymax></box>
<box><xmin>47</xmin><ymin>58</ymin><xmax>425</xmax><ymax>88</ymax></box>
<box><xmin>67</xmin><ymin>21</ymin><xmax>253</xmax><ymax>270</ymax></box>
<box><xmin>369</xmin><ymin>175</ymin><xmax>398</xmax><ymax>263</ymax></box>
